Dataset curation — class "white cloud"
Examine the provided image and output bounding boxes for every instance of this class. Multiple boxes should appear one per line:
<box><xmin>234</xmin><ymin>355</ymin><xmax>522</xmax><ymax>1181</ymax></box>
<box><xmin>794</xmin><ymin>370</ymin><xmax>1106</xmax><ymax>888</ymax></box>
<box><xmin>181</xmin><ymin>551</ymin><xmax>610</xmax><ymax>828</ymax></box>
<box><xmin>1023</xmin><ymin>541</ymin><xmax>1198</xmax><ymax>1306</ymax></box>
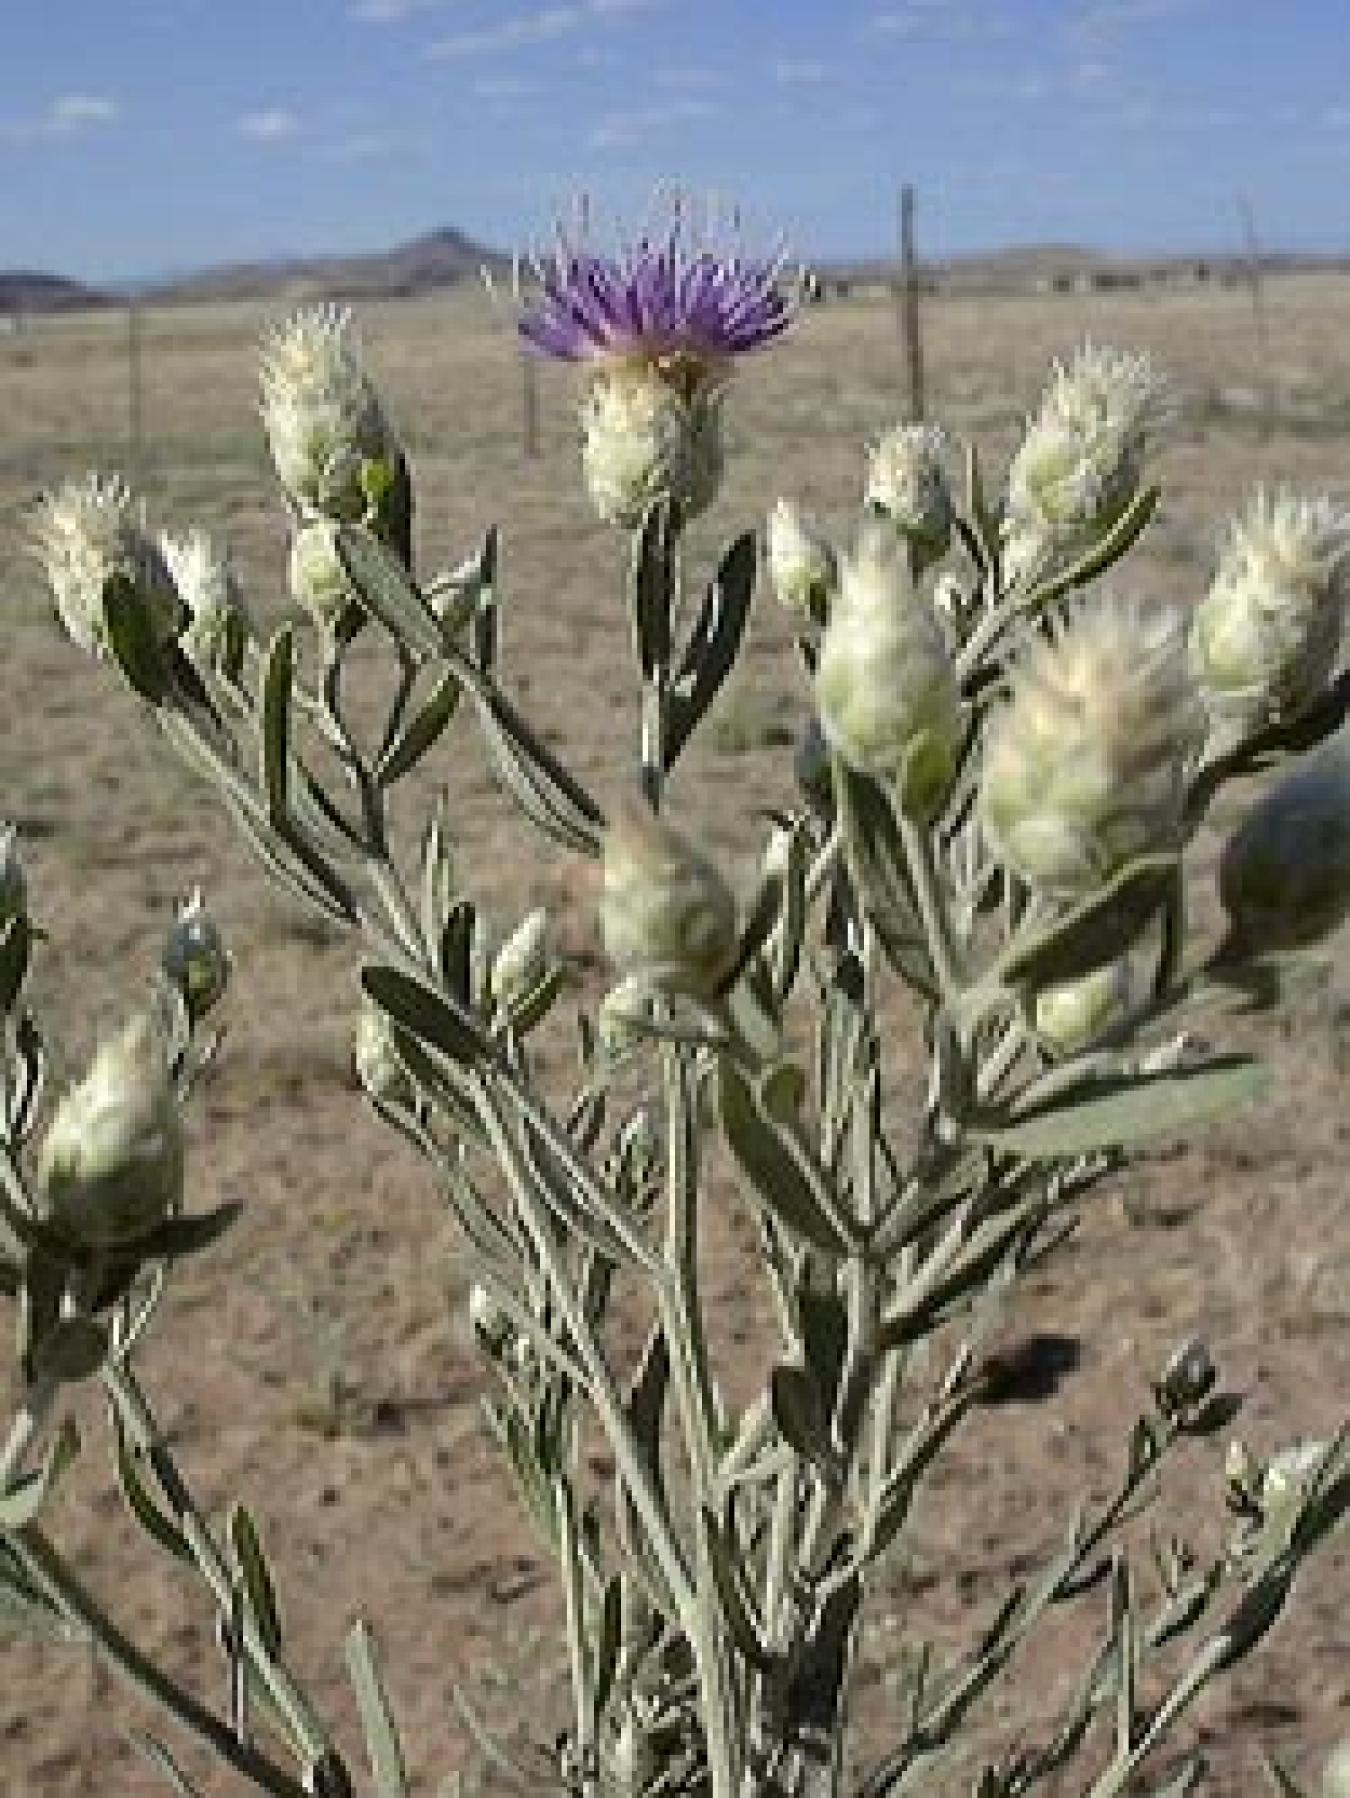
<box><xmin>51</xmin><ymin>94</ymin><xmax>120</xmax><ymax>132</ymax></box>
<box><xmin>238</xmin><ymin>108</ymin><xmax>302</xmax><ymax>142</ymax></box>
<box><xmin>869</xmin><ymin>1</ymin><xmax>1013</xmax><ymax>40</ymax></box>
<box><xmin>0</xmin><ymin>93</ymin><xmax>121</xmax><ymax>142</ymax></box>
<box><xmin>587</xmin><ymin>95</ymin><xmax>718</xmax><ymax>151</ymax></box>
<box><xmin>773</xmin><ymin>58</ymin><xmax>830</xmax><ymax>85</ymax></box>
<box><xmin>427</xmin><ymin>0</ymin><xmax>652</xmax><ymax>59</ymax></box>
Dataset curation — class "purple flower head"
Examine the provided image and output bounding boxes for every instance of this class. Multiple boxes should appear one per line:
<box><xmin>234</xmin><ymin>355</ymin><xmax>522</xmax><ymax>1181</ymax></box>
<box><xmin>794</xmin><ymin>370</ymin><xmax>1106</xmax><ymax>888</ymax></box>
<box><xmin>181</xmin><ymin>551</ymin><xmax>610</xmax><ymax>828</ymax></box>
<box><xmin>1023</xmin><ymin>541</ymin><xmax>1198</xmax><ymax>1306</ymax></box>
<box><xmin>518</xmin><ymin>196</ymin><xmax>793</xmax><ymax>388</ymax></box>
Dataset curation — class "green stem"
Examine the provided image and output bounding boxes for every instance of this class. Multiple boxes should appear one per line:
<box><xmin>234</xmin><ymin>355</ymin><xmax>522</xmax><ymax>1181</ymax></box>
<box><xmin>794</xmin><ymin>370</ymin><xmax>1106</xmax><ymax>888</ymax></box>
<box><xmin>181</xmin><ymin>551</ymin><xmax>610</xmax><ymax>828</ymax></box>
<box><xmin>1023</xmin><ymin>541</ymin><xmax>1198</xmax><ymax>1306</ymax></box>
<box><xmin>897</xmin><ymin>813</ymin><xmax>963</xmax><ymax>1004</ymax></box>
<box><xmin>13</xmin><ymin>1524</ymin><xmax>312</xmax><ymax>1798</ymax></box>
<box><xmin>556</xmin><ymin>1475</ymin><xmax>599</xmax><ymax>1796</ymax></box>
<box><xmin>101</xmin><ymin>1361</ymin><xmax>337</xmax><ymax>1775</ymax></box>
<box><xmin>0</xmin><ymin>1373</ymin><xmax>56</xmax><ymax>1492</ymax></box>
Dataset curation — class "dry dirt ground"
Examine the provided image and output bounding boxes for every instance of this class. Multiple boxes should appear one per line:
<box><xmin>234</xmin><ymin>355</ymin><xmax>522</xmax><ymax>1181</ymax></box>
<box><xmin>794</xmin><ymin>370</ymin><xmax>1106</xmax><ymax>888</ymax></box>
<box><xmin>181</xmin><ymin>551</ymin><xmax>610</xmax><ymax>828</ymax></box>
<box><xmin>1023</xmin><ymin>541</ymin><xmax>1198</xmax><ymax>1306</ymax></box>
<box><xmin>0</xmin><ymin>276</ymin><xmax>1348</xmax><ymax>1795</ymax></box>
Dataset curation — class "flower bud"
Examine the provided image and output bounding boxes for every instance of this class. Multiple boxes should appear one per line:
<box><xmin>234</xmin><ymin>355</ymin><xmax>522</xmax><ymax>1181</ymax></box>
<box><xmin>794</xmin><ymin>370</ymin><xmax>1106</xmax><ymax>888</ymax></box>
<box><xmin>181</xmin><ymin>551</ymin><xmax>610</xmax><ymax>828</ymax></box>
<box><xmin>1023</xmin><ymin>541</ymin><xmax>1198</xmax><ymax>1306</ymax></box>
<box><xmin>1032</xmin><ymin>957</ymin><xmax>1133</xmax><ymax>1052</ymax></box>
<box><xmin>353</xmin><ymin>999</ymin><xmax>412</xmax><ymax>1107</ymax></box>
<box><xmin>37</xmin><ymin>1011</ymin><xmax>184</xmax><ymax>1249</ymax></box>
<box><xmin>491</xmin><ymin>908</ymin><xmax>549</xmax><ymax>1011</ymax></box>
<box><xmin>288</xmin><ymin>518</ymin><xmax>360</xmax><ymax>633</ymax></box>
<box><xmin>814</xmin><ymin>517</ymin><xmax>961</xmax><ymax>821</ymax></box>
<box><xmin>259</xmin><ymin>305</ymin><xmax>396</xmax><ymax>521</ymax></box>
<box><xmin>580</xmin><ymin>365</ymin><xmax>723</xmax><ymax>530</ymax></box>
<box><xmin>0</xmin><ymin>823</ymin><xmax>26</xmax><ymax>930</ymax></box>
<box><xmin>1191</xmin><ymin>490</ymin><xmax>1350</xmax><ymax>730</ymax></box>
<box><xmin>766</xmin><ymin>498</ymin><xmax>836</xmax><ymax>617</ymax></box>
<box><xmin>981</xmin><ymin>600</ymin><xmax>1203</xmax><ymax>896</ymax></box>
<box><xmin>601</xmin><ymin>804</ymin><xmax>738</xmax><ymax>1000</ymax></box>
<box><xmin>596</xmin><ymin>972</ymin><xmax>659</xmax><ymax>1061</ymax></box>
<box><xmin>1154</xmin><ymin>1334</ymin><xmax>1216</xmax><ymax>1421</ymax></box>
<box><xmin>1003</xmin><ymin>344</ymin><xmax>1171</xmax><ymax>583</ymax></box>
<box><xmin>468</xmin><ymin>1283</ymin><xmax>514</xmax><ymax>1359</ymax></box>
<box><xmin>1217</xmin><ymin>744</ymin><xmax>1350</xmax><ymax>958</ymax></box>
<box><xmin>160</xmin><ymin>528</ymin><xmax>247</xmax><ymax>676</ymax></box>
<box><xmin>1259</xmin><ymin>1438</ymin><xmax>1329</xmax><ymax>1551</ymax></box>
<box><xmin>161</xmin><ymin>889</ymin><xmax>230</xmax><ymax>1024</ymax></box>
<box><xmin>865</xmin><ymin>424</ymin><xmax>952</xmax><ymax>565</ymax></box>
<box><xmin>31</xmin><ymin>474</ymin><xmax>182</xmax><ymax>659</ymax></box>
<box><xmin>1224</xmin><ymin>1437</ymin><xmax>1263</xmax><ymax>1514</ymax></box>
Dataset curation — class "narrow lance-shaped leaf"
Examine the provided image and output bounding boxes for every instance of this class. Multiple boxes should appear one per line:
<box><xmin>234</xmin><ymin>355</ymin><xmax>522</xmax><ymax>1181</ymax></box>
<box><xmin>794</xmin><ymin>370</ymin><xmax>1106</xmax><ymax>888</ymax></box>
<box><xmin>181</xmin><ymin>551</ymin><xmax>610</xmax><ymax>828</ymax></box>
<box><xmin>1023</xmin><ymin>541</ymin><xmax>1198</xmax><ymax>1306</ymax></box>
<box><xmin>971</xmin><ymin>1056</ymin><xmax>1264</xmax><ymax>1160</ymax></box>
<box><xmin>260</xmin><ymin>625</ymin><xmax>295</xmax><ymax>829</ymax></box>
<box><xmin>375</xmin><ymin>668</ymin><xmax>461</xmax><ymax>787</ymax></box>
<box><xmin>345</xmin><ymin>1619</ymin><xmax>410</xmax><ymax>1798</ymax></box>
<box><xmin>230</xmin><ymin>1505</ymin><xmax>283</xmax><ymax>1663</ymax></box>
<box><xmin>663</xmin><ymin>531</ymin><xmax>756</xmax><ymax>771</ymax></box>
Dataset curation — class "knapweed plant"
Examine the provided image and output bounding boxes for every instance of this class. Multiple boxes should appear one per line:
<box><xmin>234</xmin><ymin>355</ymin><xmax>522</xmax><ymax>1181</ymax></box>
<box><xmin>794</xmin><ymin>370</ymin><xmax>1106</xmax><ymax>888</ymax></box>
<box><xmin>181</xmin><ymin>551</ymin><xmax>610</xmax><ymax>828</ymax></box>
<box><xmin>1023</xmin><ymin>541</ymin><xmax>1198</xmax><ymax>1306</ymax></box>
<box><xmin>7</xmin><ymin>199</ymin><xmax>1350</xmax><ymax>1797</ymax></box>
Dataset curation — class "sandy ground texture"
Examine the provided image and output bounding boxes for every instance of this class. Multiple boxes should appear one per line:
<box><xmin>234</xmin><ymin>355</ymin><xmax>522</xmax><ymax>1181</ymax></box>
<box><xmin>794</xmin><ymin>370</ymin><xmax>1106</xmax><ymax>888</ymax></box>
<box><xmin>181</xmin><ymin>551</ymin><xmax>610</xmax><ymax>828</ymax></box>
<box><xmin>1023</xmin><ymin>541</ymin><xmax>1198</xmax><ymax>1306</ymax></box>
<box><xmin>0</xmin><ymin>276</ymin><xmax>1348</xmax><ymax>1794</ymax></box>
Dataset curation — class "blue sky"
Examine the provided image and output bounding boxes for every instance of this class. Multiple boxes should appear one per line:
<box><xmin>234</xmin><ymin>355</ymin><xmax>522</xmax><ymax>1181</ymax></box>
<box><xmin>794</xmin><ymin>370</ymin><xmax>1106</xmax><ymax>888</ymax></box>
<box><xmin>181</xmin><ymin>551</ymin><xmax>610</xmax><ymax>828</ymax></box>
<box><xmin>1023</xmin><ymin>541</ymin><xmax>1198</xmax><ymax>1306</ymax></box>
<box><xmin>4</xmin><ymin>0</ymin><xmax>1349</xmax><ymax>285</ymax></box>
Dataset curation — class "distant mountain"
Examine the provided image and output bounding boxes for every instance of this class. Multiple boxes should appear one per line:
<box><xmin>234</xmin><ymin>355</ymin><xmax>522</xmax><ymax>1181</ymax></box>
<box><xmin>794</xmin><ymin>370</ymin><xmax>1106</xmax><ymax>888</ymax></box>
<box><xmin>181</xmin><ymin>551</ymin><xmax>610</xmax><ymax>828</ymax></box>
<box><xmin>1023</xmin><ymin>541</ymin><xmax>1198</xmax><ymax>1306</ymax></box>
<box><xmin>0</xmin><ymin>270</ymin><xmax>112</xmax><ymax>315</ymax></box>
<box><xmin>144</xmin><ymin>225</ymin><xmax>510</xmax><ymax>306</ymax></box>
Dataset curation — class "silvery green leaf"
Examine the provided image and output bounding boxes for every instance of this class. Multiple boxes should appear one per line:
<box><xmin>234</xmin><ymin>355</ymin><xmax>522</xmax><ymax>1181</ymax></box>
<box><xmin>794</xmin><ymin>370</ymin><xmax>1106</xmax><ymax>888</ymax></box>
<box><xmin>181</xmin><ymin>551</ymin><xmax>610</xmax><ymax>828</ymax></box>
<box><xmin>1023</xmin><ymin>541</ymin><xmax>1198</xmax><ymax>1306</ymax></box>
<box><xmin>718</xmin><ymin>1060</ymin><xmax>853</xmax><ymax>1257</ymax></box>
<box><xmin>831</xmin><ymin>761</ymin><xmax>937</xmax><ymax>1001</ymax></box>
<box><xmin>877</xmin><ymin>1197</ymin><xmax>1044</xmax><ymax>1350</ymax></box>
<box><xmin>785</xmin><ymin>1570</ymin><xmax>862</xmax><ymax>1738</ymax></box>
<box><xmin>718</xmin><ymin>868</ymin><xmax>785</xmax><ymax>1000</ymax></box>
<box><xmin>111</xmin><ymin>1407</ymin><xmax>192</xmax><ymax>1564</ymax></box>
<box><xmin>796</xmin><ymin>1283</ymin><xmax>849</xmax><ymax>1414</ymax></box>
<box><xmin>0</xmin><ymin>914</ymin><xmax>31</xmax><ymax>1014</ymax></box>
<box><xmin>626</xmin><ymin>1322</ymin><xmax>670</xmax><ymax>1488</ymax></box>
<box><xmin>127</xmin><ymin>1731</ymin><xmax>210</xmax><ymax>1797</ymax></box>
<box><xmin>1145</xmin><ymin>1566</ymin><xmax>1223</xmax><ymax>1649</ymax></box>
<box><xmin>965</xmin><ymin>440</ymin><xmax>1000</xmax><ymax>573</ymax></box>
<box><xmin>438</xmin><ymin>1159</ymin><xmax>516</xmax><ymax>1264</ymax></box>
<box><xmin>259</xmin><ymin>625</ymin><xmax>295</xmax><ymax>828</ymax></box>
<box><xmin>866</xmin><ymin>1381</ymin><xmax>972</xmax><ymax>1562</ymax></box>
<box><xmin>0</xmin><ymin>1415</ymin><xmax>80</xmax><ymax>1527</ymax></box>
<box><xmin>996</xmin><ymin>855</ymin><xmax>1180</xmax><ymax>993</ymax></box>
<box><xmin>971</xmin><ymin>1055</ymin><xmax>1264</xmax><ymax>1159</ymax></box>
<box><xmin>1143</xmin><ymin>1755</ymin><xmax>1209</xmax><ymax>1797</ymax></box>
<box><xmin>498</xmin><ymin>964</ymin><xmax>568</xmax><ymax>1040</ymax></box>
<box><xmin>230</xmin><ymin>1505</ymin><xmax>283</xmax><ymax>1662</ymax></box>
<box><xmin>1027</xmin><ymin>483</ymin><xmax>1161</xmax><ymax>614</ymax></box>
<box><xmin>768</xmin><ymin>818</ymin><xmax>811</xmax><ymax>1004</ymax></box>
<box><xmin>218</xmin><ymin>771</ymin><xmax>357</xmax><ymax>926</ymax></box>
<box><xmin>590</xmin><ymin>1574</ymin><xmax>623</xmax><ymax>1730</ymax></box>
<box><xmin>769</xmin><ymin>1364</ymin><xmax>835</xmax><ymax>1475</ymax></box>
<box><xmin>663</xmin><ymin>531</ymin><xmax>756</xmax><ymax>772</ymax></box>
<box><xmin>4</xmin><ymin>1011</ymin><xmax>45</xmax><ymax>1144</ymax></box>
<box><xmin>471</xmin><ymin>683</ymin><xmax>604</xmax><ymax>857</ymax></box>
<box><xmin>345</xmin><ymin>1619</ymin><xmax>410</xmax><ymax>1798</ymax></box>
<box><xmin>701</xmin><ymin>1503</ymin><xmax>777</xmax><ymax>1672</ymax></box>
<box><xmin>631</xmin><ymin>501</ymin><xmax>675</xmax><ymax>678</ymax></box>
<box><xmin>104</xmin><ymin>572</ymin><xmax>173</xmax><ymax>704</ymax></box>
<box><xmin>418</xmin><ymin>797</ymin><xmax>457</xmax><ymax>958</ymax></box>
<box><xmin>490</xmin><ymin>1404</ymin><xmax>559</xmax><ymax>1553</ymax></box>
<box><xmin>361</xmin><ymin>965</ymin><xmax>486</xmax><ymax>1067</ymax></box>
<box><xmin>374</xmin><ymin>668</ymin><xmax>461</xmax><ymax>787</ymax></box>
<box><xmin>437</xmin><ymin>899</ymin><xmax>476</xmax><ymax>1008</ymax></box>
<box><xmin>336</xmin><ymin>525</ymin><xmax>442</xmax><ymax>658</ymax></box>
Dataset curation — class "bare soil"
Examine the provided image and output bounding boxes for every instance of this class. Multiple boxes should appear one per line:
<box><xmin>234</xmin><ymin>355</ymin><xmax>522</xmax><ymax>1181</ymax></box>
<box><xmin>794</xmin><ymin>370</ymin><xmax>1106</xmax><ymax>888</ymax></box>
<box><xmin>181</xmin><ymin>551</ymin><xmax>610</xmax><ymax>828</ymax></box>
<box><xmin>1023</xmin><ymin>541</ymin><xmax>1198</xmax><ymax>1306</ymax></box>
<box><xmin>1</xmin><ymin>277</ymin><xmax>1348</xmax><ymax>1795</ymax></box>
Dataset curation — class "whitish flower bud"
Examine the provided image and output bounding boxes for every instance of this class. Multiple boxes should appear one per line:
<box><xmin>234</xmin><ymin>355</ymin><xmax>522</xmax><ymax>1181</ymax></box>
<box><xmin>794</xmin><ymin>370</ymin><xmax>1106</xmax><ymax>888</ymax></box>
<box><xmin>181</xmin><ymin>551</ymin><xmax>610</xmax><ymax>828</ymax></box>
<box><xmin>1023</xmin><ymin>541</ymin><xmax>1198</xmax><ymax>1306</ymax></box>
<box><xmin>1191</xmin><ymin>490</ymin><xmax>1350</xmax><ymax>729</ymax></box>
<box><xmin>31</xmin><ymin>474</ymin><xmax>181</xmax><ymax>658</ymax></box>
<box><xmin>981</xmin><ymin>600</ymin><xmax>1203</xmax><ymax>896</ymax></box>
<box><xmin>37</xmin><ymin>1012</ymin><xmax>183</xmax><ymax>1249</ymax></box>
<box><xmin>580</xmin><ymin>365</ymin><xmax>723</xmax><ymax>530</ymax></box>
<box><xmin>288</xmin><ymin>518</ymin><xmax>359</xmax><ymax>633</ymax></box>
<box><xmin>596</xmin><ymin>972</ymin><xmax>659</xmax><ymax>1060</ymax></box>
<box><xmin>1259</xmin><ymin>1438</ymin><xmax>1329</xmax><ymax>1550</ymax></box>
<box><xmin>601</xmin><ymin>805</ymin><xmax>738</xmax><ymax>1000</ymax></box>
<box><xmin>0</xmin><ymin>823</ymin><xmax>26</xmax><ymax>929</ymax></box>
<box><xmin>767</xmin><ymin>498</ymin><xmax>836</xmax><ymax>617</ymax></box>
<box><xmin>259</xmin><ymin>305</ymin><xmax>396</xmax><ymax>521</ymax></box>
<box><xmin>814</xmin><ymin>517</ymin><xmax>961</xmax><ymax>821</ymax></box>
<box><xmin>1003</xmin><ymin>344</ymin><xmax>1171</xmax><ymax>583</ymax></box>
<box><xmin>1217</xmin><ymin>745</ymin><xmax>1350</xmax><ymax>957</ymax></box>
<box><xmin>160</xmin><ymin>529</ymin><xmax>247</xmax><ymax>675</ymax></box>
<box><xmin>353</xmin><ymin>999</ymin><xmax>412</xmax><ymax>1107</ymax></box>
<box><xmin>491</xmin><ymin>908</ymin><xmax>548</xmax><ymax>1010</ymax></box>
<box><xmin>468</xmin><ymin>1283</ymin><xmax>514</xmax><ymax>1358</ymax></box>
<box><xmin>1032</xmin><ymin>957</ymin><xmax>1133</xmax><ymax>1052</ymax></box>
<box><xmin>865</xmin><ymin>424</ymin><xmax>952</xmax><ymax>563</ymax></box>
<box><xmin>1154</xmin><ymin>1334</ymin><xmax>1216</xmax><ymax>1421</ymax></box>
<box><xmin>1224</xmin><ymin>1437</ymin><xmax>1263</xmax><ymax>1513</ymax></box>
<box><xmin>161</xmin><ymin>889</ymin><xmax>230</xmax><ymax>1024</ymax></box>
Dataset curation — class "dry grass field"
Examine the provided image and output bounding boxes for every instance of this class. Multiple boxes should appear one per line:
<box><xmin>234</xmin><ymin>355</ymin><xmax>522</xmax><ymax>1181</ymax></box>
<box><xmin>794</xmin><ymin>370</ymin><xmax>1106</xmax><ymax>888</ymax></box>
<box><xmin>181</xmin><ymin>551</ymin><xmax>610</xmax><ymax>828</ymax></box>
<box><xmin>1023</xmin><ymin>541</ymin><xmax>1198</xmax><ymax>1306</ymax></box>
<box><xmin>1</xmin><ymin>274</ymin><xmax>1349</xmax><ymax>1795</ymax></box>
